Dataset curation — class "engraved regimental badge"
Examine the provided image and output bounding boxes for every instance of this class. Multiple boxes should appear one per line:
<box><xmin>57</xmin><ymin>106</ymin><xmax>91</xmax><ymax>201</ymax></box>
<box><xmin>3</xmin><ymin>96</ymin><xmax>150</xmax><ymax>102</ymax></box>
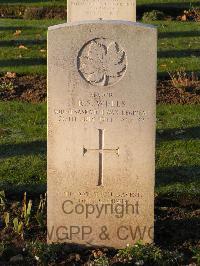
<box><xmin>77</xmin><ymin>38</ymin><xmax>127</xmax><ymax>87</ymax></box>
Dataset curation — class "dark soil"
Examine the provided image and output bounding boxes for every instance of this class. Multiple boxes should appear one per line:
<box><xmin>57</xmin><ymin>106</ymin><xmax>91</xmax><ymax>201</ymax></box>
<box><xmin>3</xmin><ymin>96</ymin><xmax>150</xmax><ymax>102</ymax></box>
<box><xmin>0</xmin><ymin>6</ymin><xmax>66</xmax><ymax>19</ymax></box>
<box><xmin>157</xmin><ymin>80</ymin><xmax>200</xmax><ymax>104</ymax></box>
<box><xmin>0</xmin><ymin>5</ymin><xmax>199</xmax><ymax>20</ymax></box>
<box><xmin>155</xmin><ymin>206</ymin><xmax>200</xmax><ymax>249</ymax></box>
<box><xmin>0</xmin><ymin>202</ymin><xmax>199</xmax><ymax>265</ymax></box>
<box><xmin>0</xmin><ymin>75</ymin><xmax>47</xmax><ymax>103</ymax></box>
<box><xmin>1</xmin><ymin>74</ymin><xmax>200</xmax><ymax>104</ymax></box>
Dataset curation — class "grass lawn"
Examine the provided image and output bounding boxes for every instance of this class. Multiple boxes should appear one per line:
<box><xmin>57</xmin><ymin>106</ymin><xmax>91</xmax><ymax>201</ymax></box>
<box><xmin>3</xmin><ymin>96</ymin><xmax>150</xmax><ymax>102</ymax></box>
<box><xmin>0</xmin><ymin>0</ymin><xmax>199</xmax><ymax>9</ymax></box>
<box><xmin>156</xmin><ymin>105</ymin><xmax>200</xmax><ymax>201</ymax></box>
<box><xmin>0</xmin><ymin>101</ymin><xmax>47</xmax><ymax>195</ymax></box>
<box><xmin>0</xmin><ymin>19</ymin><xmax>64</xmax><ymax>75</ymax></box>
<box><xmin>138</xmin><ymin>0</ymin><xmax>200</xmax><ymax>9</ymax></box>
<box><xmin>0</xmin><ymin>101</ymin><xmax>200</xmax><ymax>202</ymax></box>
<box><xmin>0</xmin><ymin>0</ymin><xmax>65</xmax><ymax>7</ymax></box>
<box><xmin>0</xmin><ymin>19</ymin><xmax>200</xmax><ymax>76</ymax></box>
<box><xmin>156</xmin><ymin>21</ymin><xmax>200</xmax><ymax>76</ymax></box>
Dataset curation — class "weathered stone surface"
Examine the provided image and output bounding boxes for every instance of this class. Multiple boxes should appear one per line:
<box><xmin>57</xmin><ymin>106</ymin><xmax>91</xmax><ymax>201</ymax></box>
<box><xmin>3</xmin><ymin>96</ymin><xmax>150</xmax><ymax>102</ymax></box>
<box><xmin>67</xmin><ymin>0</ymin><xmax>136</xmax><ymax>22</ymax></box>
<box><xmin>47</xmin><ymin>21</ymin><xmax>157</xmax><ymax>248</ymax></box>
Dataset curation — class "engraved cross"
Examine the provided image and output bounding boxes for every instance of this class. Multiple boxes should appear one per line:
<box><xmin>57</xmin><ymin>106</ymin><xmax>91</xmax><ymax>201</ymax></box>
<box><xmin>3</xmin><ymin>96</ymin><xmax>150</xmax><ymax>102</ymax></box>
<box><xmin>83</xmin><ymin>129</ymin><xmax>119</xmax><ymax>186</ymax></box>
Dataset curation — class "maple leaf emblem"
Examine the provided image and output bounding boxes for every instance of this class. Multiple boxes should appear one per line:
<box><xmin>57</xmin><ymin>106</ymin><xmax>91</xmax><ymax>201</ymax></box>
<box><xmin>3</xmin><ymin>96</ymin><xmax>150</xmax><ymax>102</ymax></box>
<box><xmin>78</xmin><ymin>38</ymin><xmax>127</xmax><ymax>86</ymax></box>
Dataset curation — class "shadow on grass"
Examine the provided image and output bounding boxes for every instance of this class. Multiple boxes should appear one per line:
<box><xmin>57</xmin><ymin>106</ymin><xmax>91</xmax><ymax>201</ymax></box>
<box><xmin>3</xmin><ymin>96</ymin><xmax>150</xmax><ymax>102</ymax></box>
<box><xmin>0</xmin><ymin>0</ymin><xmax>52</xmax><ymax>4</ymax></box>
<box><xmin>137</xmin><ymin>2</ymin><xmax>199</xmax><ymax>13</ymax></box>
<box><xmin>0</xmin><ymin>26</ymin><xmax>46</xmax><ymax>31</ymax></box>
<box><xmin>0</xmin><ymin>39</ymin><xmax>46</xmax><ymax>47</ymax></box>
<box><xmin>159</xmin><ymin>31</ymin><xmax>200</xmax><ymax>39</ymax></box>
<box><xmin>158</xmin><ymin>49</ymin><xmax>200</xmax><ymax>58</ymax></box>
<box><xmin>155</xmin><ymin>212</ymin><xmax>200</xmax><ymax>248</ymax></box>
<box><xmin>0</xmin><ymin>57</ymin><xmax>46</xmax><ymax>67</ymax></box>
<box><xmin>0</xmin><ymin>183</ymin><xmax>47</xmax><ymax>199</ymax></box>
<box><xmin>1</xmin><ymin>140</ymin><xmax>46</xmax><ymax>159</ymax></box>
<box><xmin>156</xmin><ymin>166</ymin><xmax>200</xmax><ymax>187</ymax></box>
<box><xmin>0</xmin><ymin>140</ymin><xmax>46</xmax><ymax>198</ymax></box>
<box><xmin>157</xmin><ymin>127</ymin><xmax>200</xmax><ymax>142</ymax></box>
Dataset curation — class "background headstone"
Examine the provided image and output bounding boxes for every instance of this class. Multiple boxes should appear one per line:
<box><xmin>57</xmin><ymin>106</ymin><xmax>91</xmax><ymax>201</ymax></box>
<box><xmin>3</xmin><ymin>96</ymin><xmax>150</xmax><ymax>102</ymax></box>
<box><xmin>48</xmin><ymin>21</ymin><xmax>157</xmax><ymax>248</ymax></box>
<box><xmin>67</xmin><ymin>0</ymin><xmax>136</xmax><ymax>22</ymax></box>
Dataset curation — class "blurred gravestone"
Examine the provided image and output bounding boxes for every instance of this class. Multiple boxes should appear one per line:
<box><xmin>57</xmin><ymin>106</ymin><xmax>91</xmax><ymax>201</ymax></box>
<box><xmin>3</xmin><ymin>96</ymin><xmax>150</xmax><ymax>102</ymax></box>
<box><xmin>67</xmin><ymin>0</ymin><xmax>136</xmax><ymax>22</ymax></box>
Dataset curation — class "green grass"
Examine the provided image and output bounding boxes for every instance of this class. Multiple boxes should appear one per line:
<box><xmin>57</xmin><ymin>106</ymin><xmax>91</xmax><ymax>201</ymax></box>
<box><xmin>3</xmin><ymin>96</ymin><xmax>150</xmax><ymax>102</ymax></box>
<box><xmin>0</xmin><ymin>19</ymin><xmax>199</xmax><ymax>76</ymax></box>
<box><xmin>156</xmin><ymin>105</ymin><xmax>200</xmax><ymax>201</ymax></box>
<box><xmin>0</xmin><ymin>101</ymin><xmax>47</xmax><ymax>194</ymax></box>
<box><xmin>0</xmin><ymin>0</ymin><xmax>199</xmax><ymax>9</ymax></box>
<box><xmin>0</xmin><ymin>101</ymin><xmax>200</xmax><ymax>201</ymax></box>
<box><xmin>0</xmin><ymin>19</ymin><xmax>64</xmax><ymax>75</ymax></box>
<box><xmin>138</xmin><ymin>0</ymin><xmax>199</xmax><ymax>9</ymax></box>
<box><xmin>0</xmin><ymin>0</ymin><xmax>65</xmax><ymax>7</ymax></box>
<box><xmin>156</xmin><ymin>21</ymin><xmax>200</xmax><ymax>76</ymax></box>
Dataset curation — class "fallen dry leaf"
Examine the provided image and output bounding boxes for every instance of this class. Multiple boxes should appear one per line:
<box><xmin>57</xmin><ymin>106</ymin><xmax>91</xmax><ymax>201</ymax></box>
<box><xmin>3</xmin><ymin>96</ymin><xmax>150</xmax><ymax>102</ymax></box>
<box><xmin>40</xmin><ymin>49</ymin><xmax>46</xmax><ymax>53</ymax></box>
<box><xmin>13</xmin><ymin>30</ymin><xmax>22</xmax><ymax>36</ymax></box>
<box><xmin>18</xmin><ymin>45</ymin><xmax>28</xmax><ymax>50</ymax></box>
<box><xmin>5</xmin><ymin>72</ymin><xmax>16</xmax><ymax>78</ymax></box>
<box><xmin>181</xmin><ymin>14</ymin><xmax>187</xmax><ymax>21</ymax></box>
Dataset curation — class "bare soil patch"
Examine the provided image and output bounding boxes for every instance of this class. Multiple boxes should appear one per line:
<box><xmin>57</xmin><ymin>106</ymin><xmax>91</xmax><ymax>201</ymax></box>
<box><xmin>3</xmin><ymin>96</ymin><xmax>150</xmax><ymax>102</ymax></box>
<box><xmin>1</xmin><ymin>75</ymin><xmax>200</xmax><ymax>104</ymax></box>
<box><xmin>0</xmin><ymin>75</ymin><xmax>46</xmax><ymax>103</ymax></box>
<box><xmin>157</xmin><ymin>80</ymin><xmax>200</xmax><ymax>104</ymax></box>
<box><xmin>0</xmin><ymin>5</ymin><xmax>199</xmax><ymax>20</ymax></box>
<box><xmin>0</xmin><ymin>6</ymin><xmax>66</xmax><ymax>19</ymax></box>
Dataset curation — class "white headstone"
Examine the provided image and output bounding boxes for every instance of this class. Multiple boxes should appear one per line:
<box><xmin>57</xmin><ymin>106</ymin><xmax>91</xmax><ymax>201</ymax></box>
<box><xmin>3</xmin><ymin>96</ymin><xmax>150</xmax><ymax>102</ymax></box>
<box><xmin>67</xmin><ymin>0</ymin><xmax>136</xmax><ymax>22</ymax></box>
<box><xmin>47</xmin><ymin>20</ymin><xmax>157</xmax><ymax>248</ymax></box>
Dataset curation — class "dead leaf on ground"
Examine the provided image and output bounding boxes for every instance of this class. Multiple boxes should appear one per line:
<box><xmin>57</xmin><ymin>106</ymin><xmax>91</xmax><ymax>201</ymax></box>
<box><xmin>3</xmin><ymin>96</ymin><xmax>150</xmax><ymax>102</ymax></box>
<box><xmin>13</xmin><ymin>30</ymin><xmax>22</xmax><ymax>36</ymax></box>
<box><xmin>5</xmin><ymin>72</ymin><xmax>16</xmax><ymax>78</ymax></box>
<box><xmin>181</xmin><ymin>14</ymin><xmax>187</xmax><ymax>21</ymax></box>
<box><xmin>40</xmin><ymin>49</ymin><xmax>46</xmax><ymax>53</ymax></box>
<box><xmin>18</xmin><ymin>45</ymin><xmax>28</xmax><ymax>50</ymax></box>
